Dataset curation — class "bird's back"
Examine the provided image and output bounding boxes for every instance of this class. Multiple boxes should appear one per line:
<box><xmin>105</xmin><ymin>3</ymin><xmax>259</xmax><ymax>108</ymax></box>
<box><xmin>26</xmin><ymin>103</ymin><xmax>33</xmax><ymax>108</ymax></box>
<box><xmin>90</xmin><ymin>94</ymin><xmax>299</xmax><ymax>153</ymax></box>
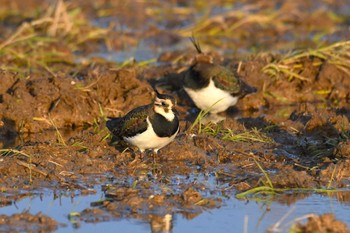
<box><xmin>106</xmin><ymin>105</ymin><xmax>151</xmax><ymax>138</ymax></box>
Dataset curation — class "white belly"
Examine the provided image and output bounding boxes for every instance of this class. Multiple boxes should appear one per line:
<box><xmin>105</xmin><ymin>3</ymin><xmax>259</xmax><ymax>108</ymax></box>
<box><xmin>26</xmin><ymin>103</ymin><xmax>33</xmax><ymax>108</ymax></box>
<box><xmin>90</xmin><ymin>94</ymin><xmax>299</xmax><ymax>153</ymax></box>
<box><xmin>124</xmin><ymin>118</ymin><xmax>178</xmax><ymax>152</ymax></box>
<box><xmin>184</xmin><ymin>80</ymin><xmax>238</xmax><ymax>113</ymax></box>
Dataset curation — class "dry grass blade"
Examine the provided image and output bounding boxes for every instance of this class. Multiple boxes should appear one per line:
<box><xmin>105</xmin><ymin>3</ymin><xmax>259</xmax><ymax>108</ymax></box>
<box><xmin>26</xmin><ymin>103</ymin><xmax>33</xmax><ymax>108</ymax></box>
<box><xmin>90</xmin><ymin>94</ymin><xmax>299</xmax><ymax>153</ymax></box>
<box><xmin>47</xmin><ymin>0</ymin><xmax>73</xmax><ymax>36</ymax></box>
<box><xmin>0</xmin><ymin>22</ymin><xmax>38</xmax><ymax>50</ymax></box>
<box><xmin>33</xmin><ymin>117</ymin><xmax>67</xmax><ymax>146</ymax></box>
<box><xmin>226</xmin><ymin>13</ymin><xmax>278</xmax><ymax>33</ymax></box>
<box><xmin>0</xmin><ymin>149</ymin><xmax>31</xmax><ymax>158</ymax></box>
<box><xmin>16</xmin><ymin>160</ymin><xmax>48</xmax><ymax>177</ymax></box>
<box><xmin>0</xmin><ymin>0</ymin><xmax>108</xmax><ymax>73</ymax></box>
<box><xmin>268</xmin><ymin>206</ymin><xmax>296</xmax><ymax>232</ymax></box>
<box><xmin>177</xmin><ymin>4</ymin><xmax>267</xmax><ymax>37</ymax></box>
<box><xmin>250</xmin><ymin>153</ymin><xmax>273</xmax><ymax>188</ymax></box>
<box><xmin>263</xmin><ymin>64</ymin><xmax>310</xmax><ymax>81</ymax></box>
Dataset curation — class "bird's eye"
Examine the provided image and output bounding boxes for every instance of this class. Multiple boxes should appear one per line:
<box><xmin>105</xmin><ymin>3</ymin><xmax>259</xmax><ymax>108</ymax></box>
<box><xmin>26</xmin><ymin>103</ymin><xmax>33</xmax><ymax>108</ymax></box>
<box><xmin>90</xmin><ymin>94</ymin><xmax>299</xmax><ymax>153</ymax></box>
<box><xmin>162</xmin><ymin>102</ymin><xmax>167</xmax><ymax>106</ymax></box>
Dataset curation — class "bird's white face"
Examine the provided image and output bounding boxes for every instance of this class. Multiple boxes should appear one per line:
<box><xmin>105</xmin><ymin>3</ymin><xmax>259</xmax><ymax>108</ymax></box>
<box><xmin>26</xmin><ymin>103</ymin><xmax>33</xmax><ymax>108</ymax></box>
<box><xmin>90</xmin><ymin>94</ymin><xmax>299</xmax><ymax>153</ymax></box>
<box><xmin>154</xmin><ymin>97</ymin><xmax>176</xmax><ymax>121</ymax></box>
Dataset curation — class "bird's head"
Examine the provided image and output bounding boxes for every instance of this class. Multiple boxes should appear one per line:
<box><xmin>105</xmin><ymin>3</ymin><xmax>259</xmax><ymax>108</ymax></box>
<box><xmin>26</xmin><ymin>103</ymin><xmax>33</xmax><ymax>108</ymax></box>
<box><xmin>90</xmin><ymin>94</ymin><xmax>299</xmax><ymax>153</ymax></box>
<box><xmin>189</xmin><ymin>36</ymin><xmax>213</xmax><ymax>64</ymax></box>
<box><xmin>153</xmin><ymin>90</ymin><xmax>177</xmax><ymax>121</ymax></box>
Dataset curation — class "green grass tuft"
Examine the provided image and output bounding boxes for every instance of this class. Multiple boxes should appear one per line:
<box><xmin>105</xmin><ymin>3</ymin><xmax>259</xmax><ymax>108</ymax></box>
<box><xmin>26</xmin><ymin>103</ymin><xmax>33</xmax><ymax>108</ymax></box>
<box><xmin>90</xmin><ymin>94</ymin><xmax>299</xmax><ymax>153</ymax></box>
<box><xmin>236</xmin><ymin>186</ymin><xmax>341</xmax><ymax>200</ymax></box>
<box><xmin>0</xmin><ymin>149</ymin><xmax>33</xmax><ymax>183</ymax></box>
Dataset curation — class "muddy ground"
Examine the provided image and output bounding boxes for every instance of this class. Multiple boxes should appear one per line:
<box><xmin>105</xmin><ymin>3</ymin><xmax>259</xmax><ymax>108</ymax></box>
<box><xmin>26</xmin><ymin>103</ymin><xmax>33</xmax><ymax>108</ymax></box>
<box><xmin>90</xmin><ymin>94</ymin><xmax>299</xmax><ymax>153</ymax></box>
<box><xmin>1</xmin><ymin>0</ymin><xmax>350</xmax><ymax>232</ymax></box>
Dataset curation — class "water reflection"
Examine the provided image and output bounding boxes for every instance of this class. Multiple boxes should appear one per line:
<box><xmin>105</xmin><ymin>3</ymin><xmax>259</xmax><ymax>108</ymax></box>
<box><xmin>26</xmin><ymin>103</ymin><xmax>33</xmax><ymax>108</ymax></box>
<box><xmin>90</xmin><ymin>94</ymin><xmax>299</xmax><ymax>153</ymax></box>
<box><xmin>0</xmin><ymin>182</ymin><xmax>349</xmax><ymax>233</ymax></box>
<box><xmin>150</xmin><ymin>214</ymin><xmax>173</xmax><ymax>233</ymax></box>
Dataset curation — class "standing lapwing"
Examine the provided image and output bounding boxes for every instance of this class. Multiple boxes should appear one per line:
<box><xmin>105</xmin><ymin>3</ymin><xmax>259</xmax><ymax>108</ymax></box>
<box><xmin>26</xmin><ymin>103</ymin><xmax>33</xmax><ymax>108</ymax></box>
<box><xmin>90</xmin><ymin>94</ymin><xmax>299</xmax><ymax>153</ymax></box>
<box><xmin>183</xmin><ymin>37</ymin><xmax>256</xmax><ymax>114</ymax></box>
<box><xmin>106</xmin><ymin>90</ymin><xmax>179</xmax><ymax>159</ymax></box>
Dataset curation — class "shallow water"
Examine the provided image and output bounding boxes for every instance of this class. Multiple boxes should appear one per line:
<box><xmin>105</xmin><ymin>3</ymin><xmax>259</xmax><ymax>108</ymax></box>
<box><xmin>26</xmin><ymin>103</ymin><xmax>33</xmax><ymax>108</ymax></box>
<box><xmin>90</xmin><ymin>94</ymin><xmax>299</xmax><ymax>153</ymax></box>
<box><xmin>1</xmin><ymin>184</ymin><xmax>349</xmax><ymax>233</ymax></box>
<box><xmin>87</xmin><ymin>39</ymin><xmax>189</xmax><ymax>64</ymax></box>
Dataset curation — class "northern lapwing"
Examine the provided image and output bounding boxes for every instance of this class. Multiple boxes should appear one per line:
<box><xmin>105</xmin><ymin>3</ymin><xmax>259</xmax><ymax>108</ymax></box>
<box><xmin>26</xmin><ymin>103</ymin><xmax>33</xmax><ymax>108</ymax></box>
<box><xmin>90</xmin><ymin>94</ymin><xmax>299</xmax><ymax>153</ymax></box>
<box><xmin>106</xmin><ymin>90</ymin><xmax>179</xmax><ymax>158</ymax></box>
<box><xmin>183</xmin><ymin>37</ymin><xmax>256</xmax><ymax>114</ymax></box>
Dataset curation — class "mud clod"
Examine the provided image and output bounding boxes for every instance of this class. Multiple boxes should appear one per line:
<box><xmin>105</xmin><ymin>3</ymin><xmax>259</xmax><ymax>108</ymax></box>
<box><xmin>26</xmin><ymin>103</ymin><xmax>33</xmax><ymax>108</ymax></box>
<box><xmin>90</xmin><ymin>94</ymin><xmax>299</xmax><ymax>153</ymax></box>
<box><xmin>0</xmin><ymin>213</ymin><xmax>59</xmax><ymax>233</ymax></box>
<box><xmin>294</xmin><ymin>213</ymin><xmax>349</xmax><ymax>233</ymax></box>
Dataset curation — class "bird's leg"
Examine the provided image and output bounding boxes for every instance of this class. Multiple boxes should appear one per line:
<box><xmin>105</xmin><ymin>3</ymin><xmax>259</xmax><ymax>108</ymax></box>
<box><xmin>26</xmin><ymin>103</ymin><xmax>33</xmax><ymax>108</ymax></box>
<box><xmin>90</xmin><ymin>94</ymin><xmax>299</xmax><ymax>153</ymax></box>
<box><xmin>139</xmin><ymin>149</ymin><xmax>145</xmax><ymax>160</ymax></box>
<box><xmin>130</xmin><ymin>149</ymin><xmax>144</xmax><ymax>165</ymax></box>
<box><xmin>152</xmin><ymin>149</ymin><xmax>159</xmax><ymax>164</ymax></box>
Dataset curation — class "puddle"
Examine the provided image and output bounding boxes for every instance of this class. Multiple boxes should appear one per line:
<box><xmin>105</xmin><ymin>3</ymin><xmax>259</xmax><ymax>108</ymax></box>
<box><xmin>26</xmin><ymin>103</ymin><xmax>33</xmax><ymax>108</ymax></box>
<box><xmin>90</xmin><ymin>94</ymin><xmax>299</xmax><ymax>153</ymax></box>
<box><xmin>86</xmin><ymin>39</ymin><xmax>189</xmax><ymax>65</ymax></box>
<box><xmin>175</xmin><ymin>194</ymin><xmax>350</xmax><ymax>233</ymax></box>
<box><xmin>1</xmin><ymin>184</ymin><xmax>349</xmax><ymax>232</ymax></box>
<box><xmin>83</xmin><ymin>1</ymin><xmax>350</xmax><ymax>64</ymax></box>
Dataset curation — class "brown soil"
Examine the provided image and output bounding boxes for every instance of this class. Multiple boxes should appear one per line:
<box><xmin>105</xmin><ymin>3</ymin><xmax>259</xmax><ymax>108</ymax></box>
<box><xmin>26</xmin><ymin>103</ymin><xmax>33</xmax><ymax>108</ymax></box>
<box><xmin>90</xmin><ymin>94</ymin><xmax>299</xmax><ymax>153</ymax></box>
<box><xmin>0</xmin><ymin>212</ymin><xmax>60</xmax><ymax>233</ymax></box>
<box><xmin>294</xmin><ymin>213</ymin><xmax>349</xmax><ymax>233</ymax></box>
<box><xmin>0</xmin><ymin>0</ymin><xmax>350</xmax><ymax>232</ymax></box>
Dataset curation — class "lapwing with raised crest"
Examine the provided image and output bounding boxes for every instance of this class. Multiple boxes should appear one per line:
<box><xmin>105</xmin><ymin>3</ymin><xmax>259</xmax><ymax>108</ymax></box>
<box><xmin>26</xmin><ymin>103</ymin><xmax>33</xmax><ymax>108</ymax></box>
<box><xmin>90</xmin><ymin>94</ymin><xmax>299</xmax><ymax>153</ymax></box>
<box><xmin>183</xmin><ymin>37</ymin><xmax>256</xmax><ymax>114</ymax></box>
<box><xmin>106</xmin><ymin>90</ymin><xmax>179</xmax><ymax>159</ymax></box>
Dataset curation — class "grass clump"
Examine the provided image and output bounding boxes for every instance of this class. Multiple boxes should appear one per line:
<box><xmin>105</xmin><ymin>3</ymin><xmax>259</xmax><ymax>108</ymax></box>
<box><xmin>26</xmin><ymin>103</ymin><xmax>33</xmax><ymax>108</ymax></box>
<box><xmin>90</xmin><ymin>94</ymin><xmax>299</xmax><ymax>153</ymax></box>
<box><xmin>236</xmin><ymin>186</ymin><xmax>340</xmax><ymax>201</ymax></box>
<box><xmin>32</xmin><ymin>117</ymin><xmax>66</xmax><ymax>146</ymax></box>
<box><xmin>220</xmin><ymin>127</ymin><xmax>274</xmax><ymax>143</ymax></box>
<box><xmin>235</xmin><ymin>153</ymin><xmax>342</xmax><ymax>201</ymax></box>
<box><xmin>263</xmin><ymin>40</ymin><xmax>350</xmax><ymax>81</ymax></box>
<box><xmin>189</xmin><ymin>109</ymin><xmax>213</xmax><ymax>134</ymax></box>
<box><xmin>0</xmin><ymin>0</ymin><xmax>108</xmax><ymax>73</ymax></box>
<box><xmin>202</xmin><ymin>123</ymin><xmax>274</xmax><ymax>144</ymax></box>
<box><xmin>0</xmin><ymin>149</ymin><xmax>33</xmax><ymax>183</ymax></box>
<box><xmin>190</xmin><ymin>111</ymin><xmax>274</xmax><ymax>144</ymax></box>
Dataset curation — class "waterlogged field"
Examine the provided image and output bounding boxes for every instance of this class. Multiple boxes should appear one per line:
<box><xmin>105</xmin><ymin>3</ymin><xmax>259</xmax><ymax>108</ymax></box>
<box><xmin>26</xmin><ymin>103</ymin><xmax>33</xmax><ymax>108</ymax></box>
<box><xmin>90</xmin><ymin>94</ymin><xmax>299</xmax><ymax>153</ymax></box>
<box><xmin>0</xmin><ymin>0</ymin><xmax>350</xmax><ymax>232</ymax></box>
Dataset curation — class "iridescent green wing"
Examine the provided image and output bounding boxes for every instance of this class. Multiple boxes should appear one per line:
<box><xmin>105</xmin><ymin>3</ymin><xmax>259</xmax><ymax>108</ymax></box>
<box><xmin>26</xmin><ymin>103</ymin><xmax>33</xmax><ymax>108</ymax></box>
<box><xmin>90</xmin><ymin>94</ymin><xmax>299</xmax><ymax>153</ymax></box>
<box><xmin>210</xmin><ymin>65</ymin><xmax>241</xmax><ymax>94</ymax></box>
<box><xmin>120</xmin><ymin>105</ymin><xmax>150</xmax><ymax>137</ymax></box>
<box><xmin>191</xmin><ymin>63</ymin><xmax>241</xmax><ymax>94</ymax></box>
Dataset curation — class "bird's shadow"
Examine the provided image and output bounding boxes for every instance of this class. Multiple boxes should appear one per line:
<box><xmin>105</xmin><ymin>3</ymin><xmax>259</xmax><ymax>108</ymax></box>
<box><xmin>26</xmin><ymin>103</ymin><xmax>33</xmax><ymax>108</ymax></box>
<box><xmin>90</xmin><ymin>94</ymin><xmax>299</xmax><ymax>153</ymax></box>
<box><xmin>0</xmin><ymin>117</ymin><xmax>18</xmax><ymax>148</ymax></box>
<box><xmin>183</xmin><ymin>105</ymin><xmax>243</xmax><ymax>127</ymax></box>
<box><xmin>108</xmin><ymin>136</ymin><xmax>159</xmax><ymax>162</ymax></box>
<box><xmin>108</xmin><ymin>136</ymin><xmax>133</xmax><ymax>154</ymax></box>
